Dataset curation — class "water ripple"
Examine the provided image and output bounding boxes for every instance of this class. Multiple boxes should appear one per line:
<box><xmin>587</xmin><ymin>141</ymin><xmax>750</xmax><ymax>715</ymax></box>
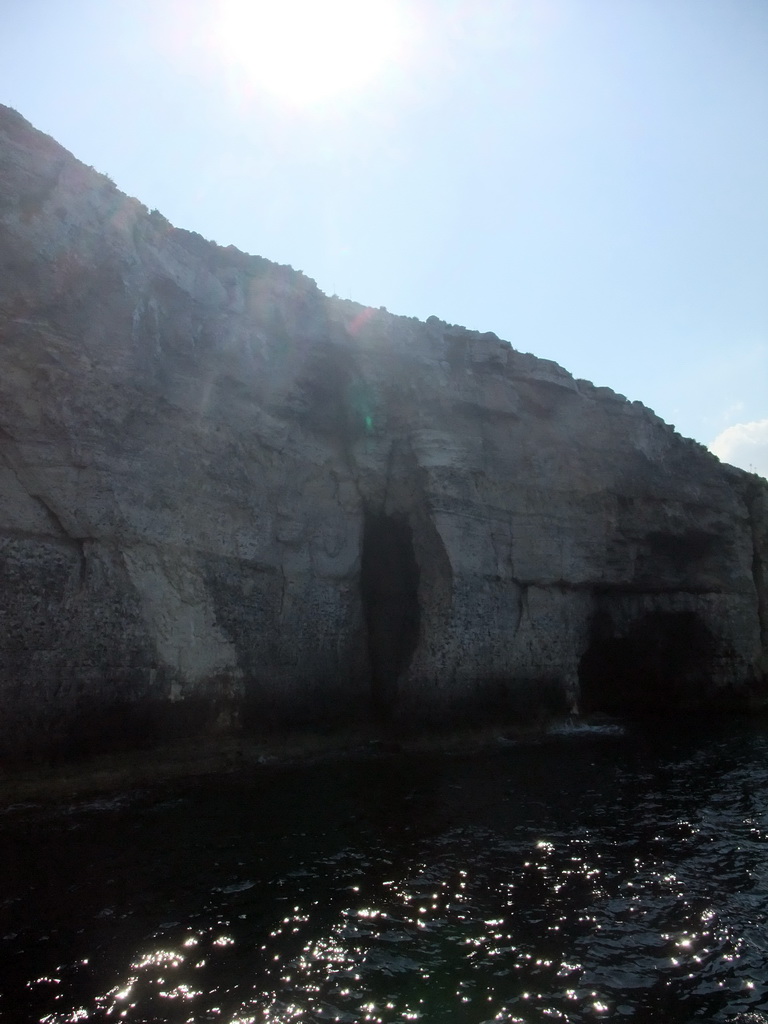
<box><xmin>5</xmin><ymin>721</ymin><xmax>768</xmax><ymax>1022</ymax></box>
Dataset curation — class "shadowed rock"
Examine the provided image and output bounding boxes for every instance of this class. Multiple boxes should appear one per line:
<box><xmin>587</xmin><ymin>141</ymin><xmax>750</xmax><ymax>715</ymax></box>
<box><xmin>0</xmin><ymin>104</ymin><xmax>766</xmax><ymax>761</ymax></box>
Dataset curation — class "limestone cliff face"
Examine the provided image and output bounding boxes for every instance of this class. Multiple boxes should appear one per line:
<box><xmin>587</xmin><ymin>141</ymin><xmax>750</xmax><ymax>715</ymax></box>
<box><xmin>1</xmin><ymin>105</ymin><xmax>766</xmax><ymax>758</ymax></box>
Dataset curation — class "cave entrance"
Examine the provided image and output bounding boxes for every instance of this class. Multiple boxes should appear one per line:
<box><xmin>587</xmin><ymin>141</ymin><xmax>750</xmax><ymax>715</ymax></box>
<box><xmin>578</xmin><ymin>610</ymin><xmax>717</xmax><ymax>714</ymax></box>
<box><xmin>360</xmin><ymin>511</ymin><xmax>421</xmax><ymax>721</ymax></box>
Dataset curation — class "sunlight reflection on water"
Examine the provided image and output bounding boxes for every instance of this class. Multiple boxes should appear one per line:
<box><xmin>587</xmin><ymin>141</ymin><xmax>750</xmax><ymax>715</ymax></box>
<box><xmin>9</xmin><ymin>721</ymin><xmax>768</xmax><ymax>1023</ymax></box>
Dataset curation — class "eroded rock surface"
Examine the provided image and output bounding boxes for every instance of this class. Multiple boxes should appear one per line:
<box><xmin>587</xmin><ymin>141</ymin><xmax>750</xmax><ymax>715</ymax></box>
<box><xmin>1</xmin><ymin>105</ymin><xmax>766</xmax><ymax>759</ymax></box>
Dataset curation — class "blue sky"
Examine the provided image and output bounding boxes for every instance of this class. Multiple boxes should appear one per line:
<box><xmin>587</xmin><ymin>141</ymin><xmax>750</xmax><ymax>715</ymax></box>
<box><xmin>2</xmin><ymin>0</ymin><xmax>767</xmax><ymax>474</ymax></box>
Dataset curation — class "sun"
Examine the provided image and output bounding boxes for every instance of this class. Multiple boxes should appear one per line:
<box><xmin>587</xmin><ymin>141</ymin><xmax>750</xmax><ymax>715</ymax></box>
<box><xmin>214</xmin><ymin>0</ymin><xmax>409</xmax><ymax>107</ymax></box>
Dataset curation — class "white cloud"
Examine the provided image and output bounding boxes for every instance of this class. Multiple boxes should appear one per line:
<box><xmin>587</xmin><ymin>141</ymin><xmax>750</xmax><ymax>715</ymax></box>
<box><xmin>709</xmin><ymin>418</ymin><xmax>768</xmax><ymax>479</ymax></box>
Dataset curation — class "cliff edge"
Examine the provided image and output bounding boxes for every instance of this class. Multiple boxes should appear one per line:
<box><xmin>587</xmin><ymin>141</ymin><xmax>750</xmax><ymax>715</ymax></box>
<box><xmin>1</xmin><ymin>105</ymin><xmax>766</xmax><ymax>760</ymax></box>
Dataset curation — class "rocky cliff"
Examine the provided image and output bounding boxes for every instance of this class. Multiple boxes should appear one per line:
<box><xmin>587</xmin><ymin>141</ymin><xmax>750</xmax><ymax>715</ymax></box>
<box><xmin>1</xmin><ymin>105</ymin><xmax>767</xmax><ymax>760</ymax></box>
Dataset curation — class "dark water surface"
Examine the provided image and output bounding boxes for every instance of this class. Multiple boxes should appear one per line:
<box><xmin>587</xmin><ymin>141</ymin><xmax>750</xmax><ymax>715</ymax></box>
<box><xmin>4</xmin><ymin>720</ymin><xmax>768</xmax><ymax>1024</ymax></box>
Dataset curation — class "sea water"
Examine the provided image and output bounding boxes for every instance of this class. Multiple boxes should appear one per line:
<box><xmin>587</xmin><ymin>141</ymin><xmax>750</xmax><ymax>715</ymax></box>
<box><xmin>3</xmin><ymin>719</ymin><xmax>768</xmax><ymax>1023</ymax></box>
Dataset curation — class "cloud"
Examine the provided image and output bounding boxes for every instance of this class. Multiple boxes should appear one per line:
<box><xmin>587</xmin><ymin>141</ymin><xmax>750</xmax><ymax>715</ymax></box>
<box><xmin>709</xmin><ymin>419</ymin><xmax>768</xmax><ymax>479</ymax></box>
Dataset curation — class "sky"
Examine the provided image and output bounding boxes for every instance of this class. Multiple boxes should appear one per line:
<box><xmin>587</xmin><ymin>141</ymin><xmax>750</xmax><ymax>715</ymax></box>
<box><xmin>2</xmin><ymin>0</ymin><xmax>767</xmax><ymax>476</ymax></box>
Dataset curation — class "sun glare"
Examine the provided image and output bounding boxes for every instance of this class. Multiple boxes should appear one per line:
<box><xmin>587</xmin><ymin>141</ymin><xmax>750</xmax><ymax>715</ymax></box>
<box><xmin>214</xmin><ymin>0</ymin><xmax>409</xmax><ymax>107</ymax></box>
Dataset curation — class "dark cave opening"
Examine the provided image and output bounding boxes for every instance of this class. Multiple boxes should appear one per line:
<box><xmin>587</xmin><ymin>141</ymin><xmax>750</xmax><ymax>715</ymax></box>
<box><xmin>578</xmin><ymin>609</ymin><xmax>717</xmax><ymax>714</ymax></box>
<box><xmin>360</xmin><ymin>511</ymin><xmax>421</xmax><ymax>721</ymax></box>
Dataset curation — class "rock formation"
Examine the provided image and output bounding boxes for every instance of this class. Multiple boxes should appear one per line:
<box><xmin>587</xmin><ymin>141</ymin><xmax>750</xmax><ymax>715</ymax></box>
<box><xmin>1</xmin><ymin>105</ymin><xmax>766</xmax><ymax>760</ymax></box>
